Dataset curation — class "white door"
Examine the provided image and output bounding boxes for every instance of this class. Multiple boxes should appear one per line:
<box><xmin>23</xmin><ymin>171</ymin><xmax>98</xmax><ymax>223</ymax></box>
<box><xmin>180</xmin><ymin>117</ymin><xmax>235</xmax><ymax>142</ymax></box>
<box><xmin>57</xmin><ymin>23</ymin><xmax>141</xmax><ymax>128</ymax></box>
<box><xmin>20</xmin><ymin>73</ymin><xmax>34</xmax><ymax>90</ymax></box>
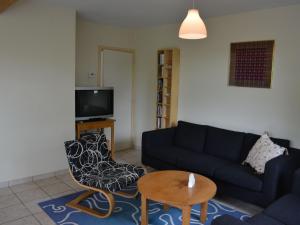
<box><xmin>102</xmin><ymin>50</ymin><xmax>133</xmax><ymax>150</ymax></box>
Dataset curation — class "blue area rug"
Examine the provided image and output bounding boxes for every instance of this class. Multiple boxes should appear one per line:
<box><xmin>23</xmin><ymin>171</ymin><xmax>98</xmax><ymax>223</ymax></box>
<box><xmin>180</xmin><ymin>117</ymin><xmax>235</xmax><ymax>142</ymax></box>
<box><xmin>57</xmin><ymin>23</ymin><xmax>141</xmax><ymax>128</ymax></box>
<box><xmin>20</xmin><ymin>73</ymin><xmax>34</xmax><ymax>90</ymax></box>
<box><xmin>39</xmin><ymin>191</ymin><xmax>250</xmax><ymax>225</ymax></box>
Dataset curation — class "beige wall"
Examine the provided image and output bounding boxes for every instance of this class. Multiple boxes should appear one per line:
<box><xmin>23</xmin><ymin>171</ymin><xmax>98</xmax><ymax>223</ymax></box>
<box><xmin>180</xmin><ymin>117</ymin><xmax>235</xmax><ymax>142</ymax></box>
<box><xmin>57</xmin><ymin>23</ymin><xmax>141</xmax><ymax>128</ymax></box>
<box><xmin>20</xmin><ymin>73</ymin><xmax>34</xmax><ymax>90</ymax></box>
<box><xmin>76</xmin><ymin>19</ymin><xmax>135</xmax><ymax>86</ymax></box>
<box><xmin>75</xmin><ymin>5</ymin><xmax>300</xmax><ymax>149</ymax></box>
<box><xmin>0</xmin><ymin>1</ymin><xmax>76</xmax><ymax>183</ymax></box>
<box><xmin>134</xmin><ymin>4</ymin><xmax>300</xmax><ymax>148</ymax></box>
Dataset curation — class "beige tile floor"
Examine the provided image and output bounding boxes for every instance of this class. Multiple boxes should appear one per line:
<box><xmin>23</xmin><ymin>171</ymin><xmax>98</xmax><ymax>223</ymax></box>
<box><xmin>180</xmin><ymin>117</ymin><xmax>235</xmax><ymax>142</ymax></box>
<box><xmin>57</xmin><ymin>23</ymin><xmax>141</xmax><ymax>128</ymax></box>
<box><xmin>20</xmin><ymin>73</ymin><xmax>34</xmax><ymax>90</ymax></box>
<box><xmin>0</xmin><ymin>149</ymin><xmax>262</xmax><ymax>224</ymax></box>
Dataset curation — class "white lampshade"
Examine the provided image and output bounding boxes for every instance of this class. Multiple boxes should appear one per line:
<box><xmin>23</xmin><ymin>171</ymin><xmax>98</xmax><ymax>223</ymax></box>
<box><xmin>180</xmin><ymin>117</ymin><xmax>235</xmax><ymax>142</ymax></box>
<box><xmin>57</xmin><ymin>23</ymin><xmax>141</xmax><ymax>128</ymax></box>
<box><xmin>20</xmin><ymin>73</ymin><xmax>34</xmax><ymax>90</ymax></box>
<box><xmin>179</xmin><ymin>9</ymin><xmax>207</xmax><ymax>39</ymax></box>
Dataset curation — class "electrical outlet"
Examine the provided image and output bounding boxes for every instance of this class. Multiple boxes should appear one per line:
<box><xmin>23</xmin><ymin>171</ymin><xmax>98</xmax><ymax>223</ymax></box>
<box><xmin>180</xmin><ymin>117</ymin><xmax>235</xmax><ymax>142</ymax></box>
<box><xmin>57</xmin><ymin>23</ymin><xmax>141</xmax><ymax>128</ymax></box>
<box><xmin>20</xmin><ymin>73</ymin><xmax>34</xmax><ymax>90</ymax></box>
<box><xmin>88</xmin><ymin>72</ymin><xmax>96</xmax><ymax>78</ymax></box>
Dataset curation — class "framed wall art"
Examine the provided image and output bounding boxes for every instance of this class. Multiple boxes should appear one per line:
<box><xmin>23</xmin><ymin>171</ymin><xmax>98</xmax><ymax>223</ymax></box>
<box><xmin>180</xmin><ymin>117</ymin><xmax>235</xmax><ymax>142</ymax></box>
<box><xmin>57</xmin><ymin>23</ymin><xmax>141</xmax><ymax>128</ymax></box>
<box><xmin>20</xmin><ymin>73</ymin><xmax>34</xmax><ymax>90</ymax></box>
<box><xmin>229</xmin><ymin>40</ymin><xmax>275</xmax><ymax>88</ymax></box>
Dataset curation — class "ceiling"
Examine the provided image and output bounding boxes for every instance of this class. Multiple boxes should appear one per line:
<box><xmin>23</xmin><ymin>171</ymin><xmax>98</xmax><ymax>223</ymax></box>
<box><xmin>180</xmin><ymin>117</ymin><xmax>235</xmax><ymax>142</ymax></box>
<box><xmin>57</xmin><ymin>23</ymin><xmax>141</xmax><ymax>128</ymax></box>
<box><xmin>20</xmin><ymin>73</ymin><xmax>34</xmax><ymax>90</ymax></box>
<box><xmin>38</xmin><ymin>0</ymin><xmax>300</xmax><ymax>27</ymax></box>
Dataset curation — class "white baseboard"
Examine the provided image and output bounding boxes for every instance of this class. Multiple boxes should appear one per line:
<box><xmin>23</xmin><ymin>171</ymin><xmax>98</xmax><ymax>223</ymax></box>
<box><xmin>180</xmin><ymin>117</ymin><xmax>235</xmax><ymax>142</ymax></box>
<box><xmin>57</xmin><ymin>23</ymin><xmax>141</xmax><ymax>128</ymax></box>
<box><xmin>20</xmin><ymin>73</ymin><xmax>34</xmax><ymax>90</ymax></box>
<box><xmin>0</xmin><ymin>169</ymin><xmax>69</xmax><ymax>189</ymax></box>
<box><xmin>0</xmin><ymin>181</ymin><xmax>9</xmax><ymax>189</ymax></box>
<box><xmin>0</xmin><ymin>147</ymin><xmax>141</xmax><ymax>189</ymax></box>
<box><xmin>134</xmin><ymin>144</ymin><xmax>141</xmax><ymax>151</ymax></box>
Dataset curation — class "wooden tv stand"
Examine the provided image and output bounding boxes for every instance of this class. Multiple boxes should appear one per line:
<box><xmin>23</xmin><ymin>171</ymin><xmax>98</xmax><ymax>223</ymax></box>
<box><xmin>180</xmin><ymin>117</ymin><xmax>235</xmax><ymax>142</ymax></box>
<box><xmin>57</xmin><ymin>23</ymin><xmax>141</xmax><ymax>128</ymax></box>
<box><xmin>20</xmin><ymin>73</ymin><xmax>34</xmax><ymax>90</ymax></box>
<box><xmin>76</xmin><ymin>119</ymin><xmax>115</xmax><ymax>159</ymax></box>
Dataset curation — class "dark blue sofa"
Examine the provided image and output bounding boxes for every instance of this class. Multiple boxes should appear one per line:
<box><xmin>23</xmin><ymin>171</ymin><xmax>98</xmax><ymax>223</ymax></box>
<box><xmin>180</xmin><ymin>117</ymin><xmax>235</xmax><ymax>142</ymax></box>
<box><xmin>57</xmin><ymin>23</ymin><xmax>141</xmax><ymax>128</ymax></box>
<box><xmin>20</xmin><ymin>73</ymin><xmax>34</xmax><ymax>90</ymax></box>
<box><xmin>212</xmin><ymin>168</ymin><xmax>300</xmax><ymax>225</ymax></box>
<box><xmin>142</xmin><ymin>121</ymin><xmax>300</xmax><ymax>207</ymax></box>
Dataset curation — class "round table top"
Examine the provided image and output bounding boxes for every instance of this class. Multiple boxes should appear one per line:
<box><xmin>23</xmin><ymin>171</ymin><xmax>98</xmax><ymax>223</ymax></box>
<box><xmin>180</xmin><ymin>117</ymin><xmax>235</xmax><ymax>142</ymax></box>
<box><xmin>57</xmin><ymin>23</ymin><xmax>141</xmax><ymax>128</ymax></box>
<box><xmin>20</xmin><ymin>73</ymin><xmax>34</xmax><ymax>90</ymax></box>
<box><xmin>138</xmin><ymin>170</ymin><xmax>217</xmax><ymax>206</ymax></box>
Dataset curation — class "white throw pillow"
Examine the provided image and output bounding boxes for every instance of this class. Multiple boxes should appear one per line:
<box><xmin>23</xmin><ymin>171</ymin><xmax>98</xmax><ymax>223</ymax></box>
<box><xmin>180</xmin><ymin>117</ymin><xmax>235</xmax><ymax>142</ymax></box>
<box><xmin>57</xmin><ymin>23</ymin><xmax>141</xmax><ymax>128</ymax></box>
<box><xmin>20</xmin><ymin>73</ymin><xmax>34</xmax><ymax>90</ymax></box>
<box><xmin>243</xmin><ymin>133</ymin><xmax>287</xmax><ymax>174</ymax></box>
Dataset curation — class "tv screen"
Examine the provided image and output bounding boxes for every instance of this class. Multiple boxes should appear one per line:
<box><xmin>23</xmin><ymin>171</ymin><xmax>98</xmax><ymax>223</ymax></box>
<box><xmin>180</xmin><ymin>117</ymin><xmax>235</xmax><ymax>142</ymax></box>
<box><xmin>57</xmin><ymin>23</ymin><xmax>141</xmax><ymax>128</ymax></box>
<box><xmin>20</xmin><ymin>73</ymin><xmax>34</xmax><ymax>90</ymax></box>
<box><xmin>75</xmin><ymin>88</ymin><xmax>114</xmax><ymax>121</ymax></box>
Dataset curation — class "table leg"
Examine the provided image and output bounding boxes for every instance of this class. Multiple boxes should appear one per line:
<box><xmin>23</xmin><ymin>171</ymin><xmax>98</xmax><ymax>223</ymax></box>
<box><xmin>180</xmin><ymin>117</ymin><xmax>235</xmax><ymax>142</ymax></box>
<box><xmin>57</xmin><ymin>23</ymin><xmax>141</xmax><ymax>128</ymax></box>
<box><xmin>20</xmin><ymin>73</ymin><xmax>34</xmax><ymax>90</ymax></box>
<box><xmin>163</xmin><ymin>204</ymin><xmax>170</xmax><ymax>212</ymax></box>
<box><xmin>141</xmin><ymin>195</ymin><xmax>148</xmax><ymax>225</ymax></box>
<box><xmin>76</xmin><ymin>126</ymin><xmax>80</xmax><ymax>139</ymax></box>
<box><xmin>200</xmin><ymin>201</ymin><xmax>208</xmax><ymax>224</ymax></box>
<box><xmin>182</xmin><ymin>206</ymin><xmax>191</xmax><ymax>225</ymax></box>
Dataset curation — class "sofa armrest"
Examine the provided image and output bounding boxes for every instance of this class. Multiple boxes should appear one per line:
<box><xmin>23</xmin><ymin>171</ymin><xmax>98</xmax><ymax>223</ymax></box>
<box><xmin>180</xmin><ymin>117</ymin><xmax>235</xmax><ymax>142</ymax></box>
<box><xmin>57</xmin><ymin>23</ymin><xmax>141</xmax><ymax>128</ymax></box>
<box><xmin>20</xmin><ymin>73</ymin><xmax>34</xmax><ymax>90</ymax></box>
<box><xmin>142</xmin><ymin>128</ymin><xmax>176</xmax><ymax>149</ymax></box>
<box><xmin>263</xmin><ymin>153</ymin><xmax>300</xmax><ymax>203</ymax></box>
<box><xmin>292</xmin><ymin>169</ymin><xmax>300</xmax><ymax>196</ymax></box>
<box><xmin>212</xmin><ymin>215</ymin><xmax>250</xmax><ymax>225</ymax></box>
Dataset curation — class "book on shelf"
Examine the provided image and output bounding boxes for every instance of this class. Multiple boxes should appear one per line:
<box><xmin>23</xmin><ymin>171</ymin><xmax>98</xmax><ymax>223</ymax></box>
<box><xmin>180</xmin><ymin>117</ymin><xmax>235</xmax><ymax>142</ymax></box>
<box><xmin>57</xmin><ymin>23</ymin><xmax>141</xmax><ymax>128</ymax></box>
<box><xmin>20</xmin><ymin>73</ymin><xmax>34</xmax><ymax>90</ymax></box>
<box><xmin>157</xmin><ymin>105</ymin><xmax>167</xmax><ymax>117</ymax></box>
<box><xmin>158</xmin><ymin>79</ymin><xmax>163</xmax><ymax>90</ymax></box>
<box><xmin>159</xmin><ymin>53</ymin><xmax>165</xmax><ymax>65</ymax></box>
<box><xmin>164</xmin><ymin>65</ymin><xmax>172</xmax><ymax>69</ymax></box>
<box><xmin>157</xmin><ymin>118</ymin><xmax>161</xmax><ymax>129</ymax></box>
<box><xmin>156</xmin><ymin>117</ymin><xmax>166</xmax><ymax>129</ymax></box>
<box><xmin>157</xmin><ymin>105</ymin><xmax>162</xmax><ymax>117</ymax></box>
<box><xmin>157</xmin><ymin>92</ymin><xmax>163</xmax><ymax>103</ymax></box>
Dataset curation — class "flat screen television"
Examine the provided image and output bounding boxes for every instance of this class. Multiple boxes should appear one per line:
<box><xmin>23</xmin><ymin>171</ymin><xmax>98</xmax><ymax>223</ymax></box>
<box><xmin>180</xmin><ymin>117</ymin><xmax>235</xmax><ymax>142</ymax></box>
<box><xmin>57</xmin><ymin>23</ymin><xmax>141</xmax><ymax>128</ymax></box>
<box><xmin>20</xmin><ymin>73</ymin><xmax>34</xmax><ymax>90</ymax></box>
<box><xmin>75</xmin><ymin>87</ymin><xmax>114</xmax><ymax>121</ymax></box>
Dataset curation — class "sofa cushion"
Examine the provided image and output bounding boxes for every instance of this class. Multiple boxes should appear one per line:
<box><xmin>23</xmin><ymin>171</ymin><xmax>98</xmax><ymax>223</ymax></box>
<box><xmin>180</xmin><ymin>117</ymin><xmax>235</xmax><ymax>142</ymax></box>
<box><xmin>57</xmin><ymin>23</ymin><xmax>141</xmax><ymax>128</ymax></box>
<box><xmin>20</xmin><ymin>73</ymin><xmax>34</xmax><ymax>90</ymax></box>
<box><xmin>174</xmin><ymin>121</ymin><xmax>207</xmax><ymax>153</ymax></box>
<box><xmin>243</xmin><ymin>134</ymin><xmax>287</xmax><ymax>174</ymax></box>
<box><xmin>177</xmin><ymin>151</ymin><xmax>231</xmax><ymax>177</ymax></box>
<box><xmin>240</xmin><ymin>133</ymin><xmax>290</xmax><ymax>162</ymax></box>
<box><xmin>264</xmin><ymin>194</ymin><xmax>300</xmax><ymax>225</ymax></box>
<box><xmin>246</xmin><ymin>213</ymin><xmax>284</xmax><ymax>225</ymax></box>
<box><xmin>144</xmin><ymin>146</ymin><xmax>183</xmax><ymax>165</ymax></box>
<box><xmin>204</xmin><ymin>126</ymin><xmax>245</xmax><ymax>162</ymax></box>
<box><xmin>214</xmin><ymin>164</ymin><xmax>263</xmax><ymax>192</ymax></box>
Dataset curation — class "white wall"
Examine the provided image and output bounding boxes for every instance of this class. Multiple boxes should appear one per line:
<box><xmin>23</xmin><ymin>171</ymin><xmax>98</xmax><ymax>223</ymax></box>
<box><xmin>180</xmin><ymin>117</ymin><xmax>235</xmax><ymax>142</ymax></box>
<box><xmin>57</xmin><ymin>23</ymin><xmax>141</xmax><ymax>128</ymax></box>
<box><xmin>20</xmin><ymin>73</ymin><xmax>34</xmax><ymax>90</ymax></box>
<box><xmin>76</xmin><ymin>19</ymin><xmax>137</xmax><ymax>151</ymax></box>
<box><xmin>0</xmin><ymin>0</ymin><xmax>76</xmax><ymax>183</ymax></box>
<box><xmin>134</xmin><ymin>4</ymin><xmax>300</xmax><ymax>148</ymax></box>
<box><xmin>76</xmin><ymin>19</ymin><xmax>135</xmax><ymax>86</ymax></box>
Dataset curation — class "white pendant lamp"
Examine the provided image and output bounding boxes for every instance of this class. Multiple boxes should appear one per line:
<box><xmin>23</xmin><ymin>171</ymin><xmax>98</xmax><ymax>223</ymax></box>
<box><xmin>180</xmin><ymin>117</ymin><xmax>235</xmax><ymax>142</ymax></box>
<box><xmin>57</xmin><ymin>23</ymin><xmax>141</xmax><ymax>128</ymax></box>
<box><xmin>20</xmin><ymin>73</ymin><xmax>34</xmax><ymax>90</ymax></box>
<box><xmin>179</xmin><ymin>0</ymin><xmax>207</xmax><ymax>39</ymax></box>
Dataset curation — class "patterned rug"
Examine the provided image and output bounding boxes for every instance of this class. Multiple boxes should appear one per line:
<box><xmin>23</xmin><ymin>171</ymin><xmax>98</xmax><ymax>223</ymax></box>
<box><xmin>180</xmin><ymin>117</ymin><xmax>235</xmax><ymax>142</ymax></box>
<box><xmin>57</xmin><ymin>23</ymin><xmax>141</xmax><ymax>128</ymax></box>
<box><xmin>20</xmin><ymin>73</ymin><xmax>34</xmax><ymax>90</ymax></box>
<box><xmin>39</xmin><ymin>191</ymin><xmax>249</xmax><ymax>225</ymax></box>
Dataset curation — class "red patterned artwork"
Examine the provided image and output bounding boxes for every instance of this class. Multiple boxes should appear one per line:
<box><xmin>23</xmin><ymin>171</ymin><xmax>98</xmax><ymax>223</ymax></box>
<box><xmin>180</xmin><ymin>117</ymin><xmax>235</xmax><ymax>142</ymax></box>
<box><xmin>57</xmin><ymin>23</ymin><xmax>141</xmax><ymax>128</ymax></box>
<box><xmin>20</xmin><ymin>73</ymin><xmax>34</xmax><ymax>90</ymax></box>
<box><xmin>229</xmin><ymin>41</ymin><xmax>274</xmax><ymax>88</ymax></box>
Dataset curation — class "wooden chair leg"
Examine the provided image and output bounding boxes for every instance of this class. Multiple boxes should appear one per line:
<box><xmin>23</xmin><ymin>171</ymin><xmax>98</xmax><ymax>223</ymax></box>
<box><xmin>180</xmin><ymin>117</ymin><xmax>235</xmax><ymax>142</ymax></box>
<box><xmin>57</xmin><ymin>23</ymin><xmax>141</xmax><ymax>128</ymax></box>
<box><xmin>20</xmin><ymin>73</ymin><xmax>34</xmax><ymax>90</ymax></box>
<box><xmin>66</xmin><ymin>189</ymin><xmax>115</xmax><ymax>218</ymax></box>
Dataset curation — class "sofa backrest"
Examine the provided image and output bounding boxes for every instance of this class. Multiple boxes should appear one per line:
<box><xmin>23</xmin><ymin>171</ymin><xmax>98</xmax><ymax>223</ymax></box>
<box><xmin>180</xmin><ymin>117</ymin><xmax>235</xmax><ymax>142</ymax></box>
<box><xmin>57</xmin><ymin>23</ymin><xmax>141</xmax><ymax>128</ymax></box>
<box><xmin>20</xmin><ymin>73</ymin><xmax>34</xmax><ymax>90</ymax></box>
<box><xmin>204</xmin><ymin>126</ymin><xmax>245</xmax><ymax>162</ymax></box>
<box><xmin>174</xmin><ymin>121</ymin><xmax>207</xmax><ymax>153</ymax></box>
<box><xmin>240</xmin><ymin>133</ymin><xmax>290</xmax><ymax>162</ymax></box>
<box><xmin>174</xmin><ymin>121</ymin><xmax>290</xmax><ymax>163</ymax></box>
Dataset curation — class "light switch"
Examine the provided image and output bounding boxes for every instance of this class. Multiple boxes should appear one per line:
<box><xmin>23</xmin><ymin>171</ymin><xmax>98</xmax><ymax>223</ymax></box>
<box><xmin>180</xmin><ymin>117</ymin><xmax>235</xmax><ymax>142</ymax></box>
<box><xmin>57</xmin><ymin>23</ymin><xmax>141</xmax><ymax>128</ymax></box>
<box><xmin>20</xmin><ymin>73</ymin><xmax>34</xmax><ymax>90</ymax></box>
<box><xmin>88</xmin><ymin>73</ymin><xmax>96</xmax><ymax>78</ymax></box>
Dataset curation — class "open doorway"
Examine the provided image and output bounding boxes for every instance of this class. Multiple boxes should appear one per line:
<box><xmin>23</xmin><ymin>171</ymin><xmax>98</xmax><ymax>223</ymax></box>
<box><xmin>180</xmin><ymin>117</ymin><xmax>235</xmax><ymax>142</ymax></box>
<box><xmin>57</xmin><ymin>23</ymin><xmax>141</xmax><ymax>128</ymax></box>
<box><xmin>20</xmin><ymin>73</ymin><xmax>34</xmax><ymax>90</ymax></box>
<box><xmin>97</xmin><ymin>46</ymin><xmax>136</xmax><ymax>151</ymax></box>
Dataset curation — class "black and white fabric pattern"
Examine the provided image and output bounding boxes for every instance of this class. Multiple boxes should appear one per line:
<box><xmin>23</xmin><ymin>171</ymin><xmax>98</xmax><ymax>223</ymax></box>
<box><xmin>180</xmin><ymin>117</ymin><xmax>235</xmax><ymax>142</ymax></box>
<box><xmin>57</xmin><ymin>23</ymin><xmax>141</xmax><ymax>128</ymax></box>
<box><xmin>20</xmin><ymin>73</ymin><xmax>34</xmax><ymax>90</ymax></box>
<box><xmin>64</xmin><ymin>132</ymin><xmax>145</xmax><ymax>193</ymax></box>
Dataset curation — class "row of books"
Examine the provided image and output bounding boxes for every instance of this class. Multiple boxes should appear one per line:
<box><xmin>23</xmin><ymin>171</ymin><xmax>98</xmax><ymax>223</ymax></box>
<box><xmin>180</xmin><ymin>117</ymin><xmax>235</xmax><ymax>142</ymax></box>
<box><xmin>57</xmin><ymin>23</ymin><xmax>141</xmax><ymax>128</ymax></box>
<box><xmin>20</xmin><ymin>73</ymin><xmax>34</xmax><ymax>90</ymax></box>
<box><xmin>157</xmin><ymin>53</ymin><xmax>171</xmax><ymax>129</ymax></box>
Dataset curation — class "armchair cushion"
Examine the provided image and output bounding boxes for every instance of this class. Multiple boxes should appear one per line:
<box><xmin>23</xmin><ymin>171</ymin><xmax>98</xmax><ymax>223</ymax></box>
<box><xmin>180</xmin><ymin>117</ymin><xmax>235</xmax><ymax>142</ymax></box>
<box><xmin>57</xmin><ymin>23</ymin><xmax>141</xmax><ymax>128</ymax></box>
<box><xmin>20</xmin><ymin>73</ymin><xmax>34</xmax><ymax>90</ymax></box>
<box><xmin>264</xmin><ymin>194</ymin><xmax>300</xmax><ymax>225</ymax></box>
<box><xmin>204</xmin><ymin>126</ymin><xmax>245</xmax><ymax>162</ymax></box>
<box><xmin>174</xmin><ymin>121</ymin><xmax>207</xmax><ymax>153</ymax></box>
<box><xmin>65</xmin><ymin>133</ymin><xmax>145</xmax><ymax>193</ymax></box>
<box><xmin>214</xmin><ymin>164</ymin><xmax>263</xmax><ymax>192</ymax></box>
<box><xmin>78</xmin><ymin>161</ymin><xmax>145</xmax><ymax>193</ymax></box>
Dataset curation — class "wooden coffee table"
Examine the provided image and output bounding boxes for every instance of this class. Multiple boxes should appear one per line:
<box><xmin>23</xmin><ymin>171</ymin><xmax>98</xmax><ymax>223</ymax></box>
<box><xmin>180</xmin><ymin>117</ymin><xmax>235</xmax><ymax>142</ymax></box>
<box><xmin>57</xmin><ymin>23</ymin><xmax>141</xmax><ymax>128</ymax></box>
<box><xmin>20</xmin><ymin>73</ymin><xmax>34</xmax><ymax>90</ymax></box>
<box><xmin>137</xmin><ymin>170</ymin><xmax>217</xmax><ymax>225</ymax></box>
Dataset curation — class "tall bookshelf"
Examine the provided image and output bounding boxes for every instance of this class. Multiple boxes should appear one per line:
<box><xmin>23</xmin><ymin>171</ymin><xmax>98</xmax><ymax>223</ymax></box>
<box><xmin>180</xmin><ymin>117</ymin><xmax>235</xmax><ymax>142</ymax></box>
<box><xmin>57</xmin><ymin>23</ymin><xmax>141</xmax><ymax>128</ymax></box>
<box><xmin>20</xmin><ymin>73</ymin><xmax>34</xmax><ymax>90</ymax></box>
<box><xmin>156</xmin><ymin>48</ymin><xmax>180</xmax><ymax>129</ymax></box>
